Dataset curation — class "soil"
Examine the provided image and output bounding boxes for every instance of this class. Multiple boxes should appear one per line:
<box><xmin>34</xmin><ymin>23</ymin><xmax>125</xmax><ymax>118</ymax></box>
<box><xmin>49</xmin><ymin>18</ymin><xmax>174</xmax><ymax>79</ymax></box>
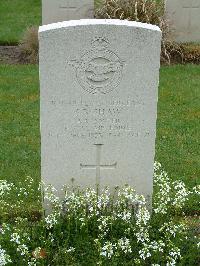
<box><xmin>0</xmin><ymin>45</ymin><xmax>200</xmax><ymax>65</ymax></box>
<box><xmin>0</xmin><ymin>46</ymin><xmax>21</xmax><ymax>64</ymax></box>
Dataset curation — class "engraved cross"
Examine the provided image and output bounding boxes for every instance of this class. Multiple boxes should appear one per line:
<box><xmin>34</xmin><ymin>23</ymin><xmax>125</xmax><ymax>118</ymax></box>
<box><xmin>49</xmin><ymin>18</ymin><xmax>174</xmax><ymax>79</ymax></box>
<box><xmin>80</xmin><ymin>144</ymin><xmax>117</xmax><ymax>186</ymax></box>
<box><xmin>183</xmin><ymin>0</ymin><xmax>200</xmax><ymax>32</ymax></box>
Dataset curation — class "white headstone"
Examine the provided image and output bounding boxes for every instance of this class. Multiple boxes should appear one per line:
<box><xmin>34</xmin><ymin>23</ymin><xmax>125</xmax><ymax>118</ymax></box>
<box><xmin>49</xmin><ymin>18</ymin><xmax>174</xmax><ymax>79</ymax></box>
<box><xmin>39</xmin><ymin>19</ymin><xmax>161</xmax><ymax>200</ymax></box>
<box><xmin>42</xmin><ymin>0</ymin><xmax>94</xmax><ymax>25</ymax></box>
<box><xmin>165</xmin><ymin>0</ymin><xmax>200</xmax><ymax>43</ymax></box>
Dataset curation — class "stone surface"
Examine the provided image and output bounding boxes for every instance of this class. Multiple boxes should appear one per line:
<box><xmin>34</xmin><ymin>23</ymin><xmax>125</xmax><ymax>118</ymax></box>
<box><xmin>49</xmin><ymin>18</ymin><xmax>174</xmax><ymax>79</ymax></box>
<box><xmin>165</xmin><ymin>0</ymin><xmax>200</xmax><ymax>43</ymax></box>
<box><xmin>42</xmin><ymin>0</ymin><xmax>94</xmax><ymax>25</ymax></box>
<box><xmin>39</xmin><ymin>19</ymin><xmax>161</xmax><ymax>200</ymax></box>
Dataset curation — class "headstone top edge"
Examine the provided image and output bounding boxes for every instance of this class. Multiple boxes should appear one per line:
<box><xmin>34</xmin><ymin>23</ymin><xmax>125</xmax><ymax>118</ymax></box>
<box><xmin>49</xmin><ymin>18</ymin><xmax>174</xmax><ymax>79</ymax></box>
<box><xmin>39</xmin><ymin>19</ymin><xmax>161</xmax><ymax>34</ymax></box>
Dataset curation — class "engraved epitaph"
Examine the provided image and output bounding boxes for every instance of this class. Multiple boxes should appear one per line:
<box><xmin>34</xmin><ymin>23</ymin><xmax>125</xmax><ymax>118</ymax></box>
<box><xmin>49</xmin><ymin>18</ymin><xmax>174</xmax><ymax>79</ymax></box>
<box><xmin>165</xmin><ymin>0</ymin><xmax>200</xmax><ymax>42</ymax></box>
<box><xmin>42</xmin><ymin>0</ymin><xmax>94</xmax><ymax>25</ymax></box>
<box><xmin>39</xmin><ymin>20</ymin><xmax>161</xmax><ymax>203</ymax></box>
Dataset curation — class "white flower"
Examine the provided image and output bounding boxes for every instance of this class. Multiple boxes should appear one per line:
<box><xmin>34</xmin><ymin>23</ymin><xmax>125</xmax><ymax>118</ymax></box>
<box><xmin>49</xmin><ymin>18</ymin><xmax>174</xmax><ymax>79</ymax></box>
<box><xmin>153</xmin><ymin>162</ymin><xmax>173</xmax><ymax>214</ymax></box>
<box><xmin>166</xmin><ymin>260</ymin><xmax>176</xmax><ymax>266</ymax></box>
<box><xmin>148</xmin><ymin>240</ymin><xmax>165</xmax><ymax>252</ymax></box>
<box><xmin>66</xmin><ymin>247</ymin><xmax>75</xmax><ymax>253</ymax></box>
<box><xmin>193</xmin><ymin>185</ymin><xmax>200</xmax><ymax>195</ymax></box>
<box><xmin>45</xmin><ymin>193</ymin><xmax>60</xmax><ymax>205</ymax></box>
<box><xmin>44</xmin><ymin>185</ymin><xmax>61</xmax><ymax>208</ymax></box>
<box><xmin>97</xmin><ymin>216</ymin><xmax>110</xmax><ymax>238</ymax></box>
<box><xmin>97</xmin><ymin>188</ymin><xmax>110</xmax><ymax>209</ymax></box>
<box><xmin>136</xmin><ymin>205</ymin><xmax>150</xmax><ymax>226</ymax></box>
<box><xmin>100</xmin><ymin>241</ymin><xmax>116</xmax><ymax>259</ymax></box>
<box><xmin>159</xmin><ymin>222</ymin><xmax>185</xmax><ymax>238</ymax></box>
<box><xmin>0</xmin><ymin>180</ymin><xmax>13</xmax><ymax>197</ymax></box>
<box><xmin>45</xmin><ymin>212</ymin><xmax>59</xmax><ymax>229</ymax></box>
<box><xmin>0</xmin><ymin>224</ymin><xmax>10</xmax><ymax>235</ymax></box>
<box><xmin>139</xmin><ymin>245</ymin><xmax>151</xmax><ymax>260</ymax></box>
<box><xmin>17</xmin><ymin>244</ymin><xmax>29</xmax><ymax>256</ymax></box>
<box><xmin>135</xmin><ymin>205</ymin><xmax>150</xmax><ymax>243</ymax></box>
<box><xmin>117</xmin><ymin>210</ymin><xmax>131</xmax><ymax>222</ymax></box>
<box><xmin>10</xmin><ymin>232</ymin><xmax>21</xmax><ymax>244</ymax></box>
<box><xmin>172</xmin><ymin>181</ymin><xmax>190</xmax><ymax>208</ymax></box>
<box><xmin>28</xmin><ymin>258</ymin><xmax>37</xmax><ymax>266</ymax></box>
<box><xmin>154</xmin><ymin>161</ymin><xmax>162</xmax><ymax>171</ymax></box>
<box><xmin>118</xmin><ymin>186</ymin><xmax>136</xmax><ymax>201</ymax></box>
<box><xmin>118</xmin><ymin>238</ymin><xmax>132</xmax><ymax>254</ymax></box>
<box><xmin>134</xmin><ymin>194</ymin><xmax>146</xmax><ymax>206</ymax></box>
<box><xmin>89</xmin><ymin>206</ymin><xmax>94</xmax><ymax>213</ymax></box>
<box><xmin>0</xmin><ymin>246</ymin><xmax>12</xmax><ymax>266</ymax></box>
<box><xmin>166</xmin><ymin>246</ymin><xmax>181</xmax><ymax>266</ymax></box>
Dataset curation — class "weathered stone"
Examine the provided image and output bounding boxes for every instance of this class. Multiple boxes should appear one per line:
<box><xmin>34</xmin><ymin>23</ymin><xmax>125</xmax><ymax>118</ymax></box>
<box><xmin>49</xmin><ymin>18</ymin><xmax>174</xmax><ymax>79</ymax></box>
<box><xmin>165</xmin><ymin>0</ymin><xmax>200</xmax><ymax>43</ymax></box>
<box><xmin>42</xmin><ymin>0</ymin><xmax>94</xmax><ymax>25</ymax></box>
<box><xmin>39</xmin><ymin>19</ymin><xmax>161</xmax><ymax>200</ymax></box>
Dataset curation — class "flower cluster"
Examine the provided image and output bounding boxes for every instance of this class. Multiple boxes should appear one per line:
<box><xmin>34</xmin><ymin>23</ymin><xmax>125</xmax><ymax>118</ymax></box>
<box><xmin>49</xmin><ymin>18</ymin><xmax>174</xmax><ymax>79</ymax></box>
<box><xmin>0</xmin><ymin>246</ymin><xmax>12</xmax><ymax>266</ymax></box>
<box><xmin>172</xmin><ymin>180</ymin><xmax>190</xmax><ymax>208</ymax></box>
<box><xmin>153</xmin><ymin>161</ymin><xmax>199</xmax><ymax>215</ymax></box>
<box><xmin>100</xmin><ymin>241</ymin><xmax>115</xmax><ymax>258</ymax></box>
<box><xmin>0</xmin><ymin>180</ymin><xmax>13</xmax><ymax>197</ymax></box>
<box><xmin>118</xmin><ymin>237</ymin><xmax>132</xmax><ymax>254</ymax></box>
<box><xmin>45</xmin><ymin>212</ymin><xmax>60</xmax><ymax>229</ymax></box>
<box><xmin>154</xmin><ymin>162</ymin><xmax>171</xmax><ymax>214</ymax></box>
<box><xmin>0</xmin><ymin>162</ymin><xmax>199</xmax><ymax>265</ymax></box>
<box><xmin>0</xmin><ymin>177</ymin><xmax>41</xmax><ymax>219</ymax></box>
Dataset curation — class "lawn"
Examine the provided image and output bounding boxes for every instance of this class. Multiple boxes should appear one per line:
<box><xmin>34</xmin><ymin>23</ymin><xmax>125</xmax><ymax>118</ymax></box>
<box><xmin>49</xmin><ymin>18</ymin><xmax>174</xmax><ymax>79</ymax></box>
<box><xmin>157</xmin><ymin>65</ymin><xmax>200</xmax><ymax>187</ymax></box>
<box><xmin>0</xmin><ymin>65</ymin><xmax>40</xmax><ymax>185</ymax></box>
<box><xmin>0</xmin><ymin>0</ymin><xmax>104</xmax><ymax>44</ymax></box>
<box><xmin>0</xmin><ymin>64</ymin><xmax>199</xmax><ymax>214</ymax></box>
<box><xmin>0</xmin><ymin>0</ymin><xmax>41</xmax><ymax>44</ymax></box>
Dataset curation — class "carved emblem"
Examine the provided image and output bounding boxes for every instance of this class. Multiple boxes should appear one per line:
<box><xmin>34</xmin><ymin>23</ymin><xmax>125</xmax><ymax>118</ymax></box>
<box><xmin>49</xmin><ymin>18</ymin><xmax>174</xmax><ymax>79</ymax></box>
<box><xmin>68</xmin><ymin>37</ymin><xmax>123</xmax><ymax>94</ymax></box>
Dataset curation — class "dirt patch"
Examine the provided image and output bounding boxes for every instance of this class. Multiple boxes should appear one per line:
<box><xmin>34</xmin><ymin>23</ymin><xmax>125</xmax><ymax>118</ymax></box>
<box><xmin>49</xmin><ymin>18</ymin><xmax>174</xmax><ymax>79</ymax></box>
<box><xmin>0</xmin><ymin>46</ymin><xmax>21</xmax><ymax>64</ymax></box>
<box><xmin>1</xmin><ymin>44</ymin><xmax>200</xmax><ymax>65</ymax></box>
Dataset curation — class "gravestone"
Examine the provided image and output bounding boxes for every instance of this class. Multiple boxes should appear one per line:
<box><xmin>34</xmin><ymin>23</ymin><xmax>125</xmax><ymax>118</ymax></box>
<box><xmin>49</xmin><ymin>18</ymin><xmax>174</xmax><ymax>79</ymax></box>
<box><xmin>39</xmin><ymin>19</ymin><xmax>161</xmax><ymax>200</ymax></box>
<box><xmin>165</xmin><ymin>0</ymin><xmax>200</xmax><ymax>43</ymax></box>
<box><xmin>42</xmin><ymin>0</ymin><xmax>94</xmax><ymax>25</ymax></box>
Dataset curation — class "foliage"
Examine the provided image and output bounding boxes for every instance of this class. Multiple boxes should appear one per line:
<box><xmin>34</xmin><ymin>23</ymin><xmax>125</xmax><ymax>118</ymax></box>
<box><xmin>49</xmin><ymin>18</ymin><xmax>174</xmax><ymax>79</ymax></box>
<box><xmin>19</xmin><ymin>27</ymin><xmax>39</xmax><ymax>64</ymax></box>
<box><xmin>0</xmin><ymin>163</ymin><xmax>199</xmax><ymax>265</ymax></box>
<box><xmin>0</xmin><ymin>65</ymin><xmax>40</xmax><ymax>190</ymax></box>
<box><xmin>97</xmin><ymin>0</ymin><xmax>164</xmax><ymax>23</ymax></box>
<box><xmin>96</xmin><ymin>0</ymin><xmax>183</xmax><ymax>64</ymax></box>
<box><xmin>0</xmin><ymin>0</ymin><xmax>41</xmax><ymax>44</ymax></box>
<box><xmin>157</xmin><ymin>65</ymin><xmax>200</xmax><ymax>211</ymax></box>
<box><xmin>180</xmin><ymin>44</ymin><xmax>200</xmax><ymax>64</ymax></box>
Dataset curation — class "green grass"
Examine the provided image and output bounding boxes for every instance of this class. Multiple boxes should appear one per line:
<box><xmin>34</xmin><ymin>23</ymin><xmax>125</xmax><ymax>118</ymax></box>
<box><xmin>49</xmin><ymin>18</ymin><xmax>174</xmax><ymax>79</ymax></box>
<box><xmin>0</xmin><ymin>65</ymin><xmax>40</xmax><ymax>186</ymax></box>
<box><xmin>0</xmin><ymin>0</ymin><xmax>41</xmax><ymax>44</ymax></box>
<box><xmin>0</xmin><ymin>64</ymin><xmax>199</xmax><ymax>212</ymax></box>
<box><xmin>156</xmin><ymin>65</ymin><xmax>200</xmax><ymax>188</ymax></box>
<box><xmin>0</xmin><ymin>0</ymin><xmax>104</xmax><ymax>44</ymax></box>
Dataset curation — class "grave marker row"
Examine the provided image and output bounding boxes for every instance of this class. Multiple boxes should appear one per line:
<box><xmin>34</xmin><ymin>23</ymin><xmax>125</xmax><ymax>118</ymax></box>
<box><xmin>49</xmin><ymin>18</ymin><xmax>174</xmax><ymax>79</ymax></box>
<box><xmin>42</xmin><ymin>1</ymin><xmax>200</xmax><ymax>43</ymax></box>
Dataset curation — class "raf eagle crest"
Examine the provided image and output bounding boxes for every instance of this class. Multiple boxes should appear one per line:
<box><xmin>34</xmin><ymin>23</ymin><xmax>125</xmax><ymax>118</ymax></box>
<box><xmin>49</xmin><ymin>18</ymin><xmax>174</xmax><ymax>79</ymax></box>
<box><xmin>68</xmin><ymin>37</ymin><xmax>123</xmax><ymax>94</ymax></box>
